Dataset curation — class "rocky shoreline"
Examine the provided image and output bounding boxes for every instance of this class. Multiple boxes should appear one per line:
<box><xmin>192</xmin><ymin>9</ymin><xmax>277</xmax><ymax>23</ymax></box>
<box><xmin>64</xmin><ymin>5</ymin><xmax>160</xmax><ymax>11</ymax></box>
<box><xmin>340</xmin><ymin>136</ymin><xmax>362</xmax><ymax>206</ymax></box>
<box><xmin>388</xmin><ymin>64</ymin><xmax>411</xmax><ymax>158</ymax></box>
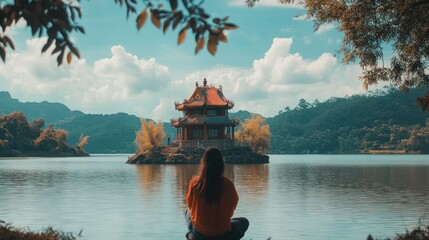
<box><xmin>0</xmin><ymin>149</ymin><xmax>89</xmax><ymax>158</ymax></box>
<box><xmin>126</xmin><ymin>146</ymin><xmax>269</xmax><ymax>164</ymax></box>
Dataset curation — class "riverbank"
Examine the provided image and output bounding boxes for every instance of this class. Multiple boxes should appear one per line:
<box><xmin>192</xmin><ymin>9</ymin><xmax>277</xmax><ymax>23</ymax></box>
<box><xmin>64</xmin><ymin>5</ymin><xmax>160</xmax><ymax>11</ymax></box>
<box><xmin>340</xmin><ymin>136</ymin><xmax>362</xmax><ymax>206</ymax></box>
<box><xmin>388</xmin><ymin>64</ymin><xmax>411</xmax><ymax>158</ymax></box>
<box><xmin>0</xmin><ymin>220</ymin><xmax>82</xmax><ymax>240</ymax></box>
<box><xmin>2</xmin><ymin>218</ymin><xmax>428</xmax><ymax>240</ymax></box>
<box><xmin>0</xmin><ymin>149</ymin><xmax>89</xmax><ymax>158</ymax></box>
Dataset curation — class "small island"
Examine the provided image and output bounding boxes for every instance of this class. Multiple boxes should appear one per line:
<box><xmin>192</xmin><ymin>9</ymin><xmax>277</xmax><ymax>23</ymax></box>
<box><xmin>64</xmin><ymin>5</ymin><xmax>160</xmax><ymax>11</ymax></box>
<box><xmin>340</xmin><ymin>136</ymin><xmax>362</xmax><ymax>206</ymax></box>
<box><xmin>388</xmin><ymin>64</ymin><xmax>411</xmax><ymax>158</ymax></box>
<box><xmin>0</xmin><ymin>112</ymin><xmax>89</xmax><ymax>157</ymax></box>
<box><xmin>127</xmin><ymin>79</ymin><xmax>269</xmax><ymax>164</ymax></box>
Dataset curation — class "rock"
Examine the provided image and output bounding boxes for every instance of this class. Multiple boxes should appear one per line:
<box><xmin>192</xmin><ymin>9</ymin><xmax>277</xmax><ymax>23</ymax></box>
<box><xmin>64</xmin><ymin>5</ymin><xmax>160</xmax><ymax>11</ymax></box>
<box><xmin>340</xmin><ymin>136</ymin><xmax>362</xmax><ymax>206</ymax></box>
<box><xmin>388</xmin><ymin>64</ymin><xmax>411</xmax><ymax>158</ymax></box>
<box><xmin>126</xmin><ymin>146</ymin><xmax>269</xmax><ymax>164</ymax></box>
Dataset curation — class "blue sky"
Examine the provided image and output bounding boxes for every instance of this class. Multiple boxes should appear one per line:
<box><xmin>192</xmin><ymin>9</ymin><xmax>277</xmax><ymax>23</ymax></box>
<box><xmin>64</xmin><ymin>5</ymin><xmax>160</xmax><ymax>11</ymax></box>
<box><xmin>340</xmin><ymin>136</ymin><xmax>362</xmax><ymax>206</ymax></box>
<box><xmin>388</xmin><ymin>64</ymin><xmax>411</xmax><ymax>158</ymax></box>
<box><xmin>0</xmin><ymin>0</ymin><xmax>373</xmax><ymax>121</ymax></box>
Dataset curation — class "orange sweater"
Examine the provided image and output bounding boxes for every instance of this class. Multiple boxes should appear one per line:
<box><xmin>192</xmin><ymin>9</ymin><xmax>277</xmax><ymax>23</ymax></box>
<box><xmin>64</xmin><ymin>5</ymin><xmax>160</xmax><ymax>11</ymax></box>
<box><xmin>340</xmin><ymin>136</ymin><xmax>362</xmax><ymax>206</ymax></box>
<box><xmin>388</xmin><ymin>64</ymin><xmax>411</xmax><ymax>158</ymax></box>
<box><xmin>186</xmin><ymin>175</ymin><xmax>239</xmax><ymax>237</ymax></box>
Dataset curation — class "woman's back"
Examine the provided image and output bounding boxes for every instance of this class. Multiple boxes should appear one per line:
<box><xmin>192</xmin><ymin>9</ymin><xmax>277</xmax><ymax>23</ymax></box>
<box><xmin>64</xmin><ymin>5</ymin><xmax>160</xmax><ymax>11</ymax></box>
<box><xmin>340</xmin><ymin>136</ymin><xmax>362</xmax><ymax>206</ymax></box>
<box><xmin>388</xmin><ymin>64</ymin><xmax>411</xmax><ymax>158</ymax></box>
<box><xmin>184</xmin><ymin>147</ymin><xmax>249</xmax><ymax>240</ymax></box>
<box><xmin>186</xmin><ymin>175</ymin><xmax>239</xmax><ymax>236</ymax></box>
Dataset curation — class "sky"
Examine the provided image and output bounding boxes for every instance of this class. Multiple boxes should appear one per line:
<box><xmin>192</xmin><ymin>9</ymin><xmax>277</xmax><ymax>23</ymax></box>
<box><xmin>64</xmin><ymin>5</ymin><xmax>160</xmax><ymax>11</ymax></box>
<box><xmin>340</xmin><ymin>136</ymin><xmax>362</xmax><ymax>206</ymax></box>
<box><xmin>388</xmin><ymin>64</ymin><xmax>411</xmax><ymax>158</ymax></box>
<box><xmin>0</xmin><ymin>0</ymin><xmax>377</xmax><ymax>121</ymax></box>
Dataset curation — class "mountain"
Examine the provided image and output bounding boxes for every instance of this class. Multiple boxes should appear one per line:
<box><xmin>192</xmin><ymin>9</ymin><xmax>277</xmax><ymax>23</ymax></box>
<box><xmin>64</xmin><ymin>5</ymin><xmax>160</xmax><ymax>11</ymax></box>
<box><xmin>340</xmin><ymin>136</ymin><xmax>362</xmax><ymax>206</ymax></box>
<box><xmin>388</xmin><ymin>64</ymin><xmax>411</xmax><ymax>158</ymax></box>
<box><xmin>267</xmin><ymin>88</ymin><xmax>429</xmax><ymax>153</ymax></box>
<box><xmin>55</xmin><ymin>113</ymin><xmax>176</xmax><ymax>153</ymax></box>
<box><xmin>229</xmin><ymin>110</ymin><xmax>262</xmax><ymax>123</ymax></box>
<box><xmin>0</xmin><ymin>91</ymin><xmax>260</xmax><ymax>153</ymax></box>
<box><xmin>2</xmin><ymin>88</ymin><xmax>428</xmax><ymax>154</ymax></box>
<box><xmin>0</xmin><ymin>91</ymin><xmax>84</xmax><ymax>124</ymax></box>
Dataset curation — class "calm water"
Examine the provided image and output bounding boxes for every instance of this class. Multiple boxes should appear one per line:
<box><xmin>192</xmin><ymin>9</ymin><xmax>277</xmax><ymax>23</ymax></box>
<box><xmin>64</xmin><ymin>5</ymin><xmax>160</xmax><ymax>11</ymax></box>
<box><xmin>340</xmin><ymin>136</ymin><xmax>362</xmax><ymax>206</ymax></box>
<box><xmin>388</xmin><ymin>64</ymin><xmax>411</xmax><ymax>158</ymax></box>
<box><xmin>1</xmin><ymin>154</ymin><xmax>429</xmax><ymax>240</ymax></box>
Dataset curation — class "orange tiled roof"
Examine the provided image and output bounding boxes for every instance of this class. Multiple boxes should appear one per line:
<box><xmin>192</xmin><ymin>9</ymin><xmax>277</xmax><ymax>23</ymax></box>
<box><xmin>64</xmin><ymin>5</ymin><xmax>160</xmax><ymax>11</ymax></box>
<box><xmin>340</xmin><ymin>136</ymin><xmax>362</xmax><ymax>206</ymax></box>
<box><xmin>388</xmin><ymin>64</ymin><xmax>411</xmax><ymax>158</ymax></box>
<box><xmin>175</xmin><ymin>85</ymin><xmax>234</xmax><ymax>110</ymax></box>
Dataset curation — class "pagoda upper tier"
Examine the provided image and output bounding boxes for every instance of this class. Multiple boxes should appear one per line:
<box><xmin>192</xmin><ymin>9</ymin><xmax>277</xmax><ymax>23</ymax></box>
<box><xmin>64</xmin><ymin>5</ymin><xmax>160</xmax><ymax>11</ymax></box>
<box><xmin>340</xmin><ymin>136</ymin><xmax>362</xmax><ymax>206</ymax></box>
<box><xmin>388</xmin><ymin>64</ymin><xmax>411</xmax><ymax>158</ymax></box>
<box><xmin>175</xmin><ymin>78</ymin><xmax>234</xmax><ymax>111</ymax></box>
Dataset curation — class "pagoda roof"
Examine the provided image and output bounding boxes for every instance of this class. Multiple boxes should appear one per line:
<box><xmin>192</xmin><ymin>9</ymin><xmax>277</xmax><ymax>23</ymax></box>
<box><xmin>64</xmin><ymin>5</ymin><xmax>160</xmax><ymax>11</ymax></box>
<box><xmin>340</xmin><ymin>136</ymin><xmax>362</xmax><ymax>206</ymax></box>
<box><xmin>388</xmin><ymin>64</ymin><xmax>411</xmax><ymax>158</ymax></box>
<box><xmin>175</xmin><ymin>83</ymin><xmax>234</xmax><ymax>110</ymax></box>
<box><xmin>171</xmin><ymin>116</ymin><xmax>239</xmax><ymax>127</ymax></box>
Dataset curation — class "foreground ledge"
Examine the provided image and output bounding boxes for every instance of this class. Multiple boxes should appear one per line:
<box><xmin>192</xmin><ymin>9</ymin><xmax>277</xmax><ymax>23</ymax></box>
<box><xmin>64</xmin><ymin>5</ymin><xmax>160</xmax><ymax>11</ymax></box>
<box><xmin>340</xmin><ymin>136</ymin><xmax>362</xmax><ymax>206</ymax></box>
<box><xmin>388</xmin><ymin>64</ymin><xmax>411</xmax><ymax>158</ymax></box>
<box><xmin>127</xmin><ymin>146</ymin><xmax>269</xmax><ymax>164</ymax></box>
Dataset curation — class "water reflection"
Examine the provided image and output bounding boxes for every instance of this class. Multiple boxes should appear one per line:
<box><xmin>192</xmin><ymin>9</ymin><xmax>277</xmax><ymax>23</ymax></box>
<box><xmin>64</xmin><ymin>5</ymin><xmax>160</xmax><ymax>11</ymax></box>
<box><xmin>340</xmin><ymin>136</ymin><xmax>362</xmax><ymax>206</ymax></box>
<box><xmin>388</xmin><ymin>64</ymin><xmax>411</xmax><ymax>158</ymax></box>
<box><xmin>135</xmin><ymin>163</ymin><xmax>270</xmax><ymax>207</ymax></box>
<box><xmin>2</xmin><ymin>155</ymin><xmax>429</xmax><ymax>240</ymax></box>
<box><xmin>274</xmin><ymin>164</ymin><xmax>429</xmax><ymax>194</ymax></box>
<box><xmin>135</xmin><ymin>165</ymin><xmax>164</xmax><ymax>194</ymax></box>
<box><xmin>229</xmin><ymin>164</ymin><xmax>269</xmax><ymax>205</ymax></box>
<box><xmin>172</xmin><ymin>164</ymin><xmax>199</xmax><ymax>206</ymax></box>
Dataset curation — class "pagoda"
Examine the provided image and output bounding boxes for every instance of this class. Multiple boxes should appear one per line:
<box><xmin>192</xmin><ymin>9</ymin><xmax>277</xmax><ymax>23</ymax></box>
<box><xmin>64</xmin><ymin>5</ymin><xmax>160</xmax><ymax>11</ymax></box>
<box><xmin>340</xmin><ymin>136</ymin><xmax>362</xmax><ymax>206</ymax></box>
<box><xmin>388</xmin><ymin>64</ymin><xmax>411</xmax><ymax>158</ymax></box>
<box><xmin>171</xmin><ymin>78</ymin><xmax>239</xmax><ymax>149</ymax></box>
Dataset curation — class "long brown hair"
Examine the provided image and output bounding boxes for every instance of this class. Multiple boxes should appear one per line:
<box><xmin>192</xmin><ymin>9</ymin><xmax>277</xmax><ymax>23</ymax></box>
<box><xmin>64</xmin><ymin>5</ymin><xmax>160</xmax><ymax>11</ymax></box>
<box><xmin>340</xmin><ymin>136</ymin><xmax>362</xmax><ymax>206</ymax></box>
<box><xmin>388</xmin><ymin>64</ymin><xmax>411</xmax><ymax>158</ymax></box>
<box><xmin>194</xmin><ymin>147</ymin><xmax>225</xmax><ymax>204</ymax></box>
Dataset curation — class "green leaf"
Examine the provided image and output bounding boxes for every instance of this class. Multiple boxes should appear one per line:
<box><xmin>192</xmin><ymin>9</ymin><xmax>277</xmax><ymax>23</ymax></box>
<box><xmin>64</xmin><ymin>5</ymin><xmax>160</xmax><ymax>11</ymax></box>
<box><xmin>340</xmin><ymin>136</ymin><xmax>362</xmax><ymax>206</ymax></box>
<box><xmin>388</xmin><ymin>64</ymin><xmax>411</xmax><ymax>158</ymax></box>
<box><xmin>163</xmin><ymin>18</ymin><xmax>171</xmax><ymax>34</ymax></box>
<box><xmin>169</xmin><ymin>0</ymin><xmax>178</xmax><ymax>11</ymax></box>
<box><xmin>172</xmin><ymin>12</ymin><xmax>183</xmax><ymax>30</ymax></box>
<box><xmin>150</xmin><ymin>10</ymin><xmax>161</xmax><ymax>29</ymax></box>
<box><xmin>42</xmin><ymin>38</ymin><xmax>54</xmax><ymax>53</ymax></box>
<box><xmin>4</xmin><ymin>36</ymin><xmax>15</xmax><ymax>50</ymax></box>
<box><xmin>224</xmin><ymin>23</ymin><xmax>238</xmax><ymax>30</ymax></box>
<box><xmin>69</xmin><ymin>45</ymin><xmax>81</xmax><ymax>58</ymax></box>
<box><xmin>57</xmin><ymin>50</ymin><xmax>65</xmax><ymax>66</ymax></box>
<box><xmin>0</xmin><ymin>47</ymin><xmax>5</xmax><ymax>62</ymax></box>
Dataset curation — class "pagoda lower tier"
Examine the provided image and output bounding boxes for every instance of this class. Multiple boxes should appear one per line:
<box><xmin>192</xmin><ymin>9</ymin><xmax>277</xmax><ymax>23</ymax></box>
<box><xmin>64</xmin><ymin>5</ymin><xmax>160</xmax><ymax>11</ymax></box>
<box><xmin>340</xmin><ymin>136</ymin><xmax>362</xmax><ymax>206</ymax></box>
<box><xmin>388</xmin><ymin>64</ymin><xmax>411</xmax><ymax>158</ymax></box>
<box><xmin>171</xmin><ymin>116</ymin><xmax>239</xmax><ymax>148</ymax></box>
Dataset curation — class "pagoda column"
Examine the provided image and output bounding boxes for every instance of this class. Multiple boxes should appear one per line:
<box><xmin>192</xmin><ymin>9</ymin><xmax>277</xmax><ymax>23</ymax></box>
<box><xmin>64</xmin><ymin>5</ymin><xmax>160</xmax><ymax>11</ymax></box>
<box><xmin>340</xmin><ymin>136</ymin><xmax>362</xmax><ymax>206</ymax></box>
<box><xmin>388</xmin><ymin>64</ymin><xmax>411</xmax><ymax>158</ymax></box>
<box><xmin>204</xmin><ymin>124</ymin><xmax>208</xmax><ymax>141</ymax></box>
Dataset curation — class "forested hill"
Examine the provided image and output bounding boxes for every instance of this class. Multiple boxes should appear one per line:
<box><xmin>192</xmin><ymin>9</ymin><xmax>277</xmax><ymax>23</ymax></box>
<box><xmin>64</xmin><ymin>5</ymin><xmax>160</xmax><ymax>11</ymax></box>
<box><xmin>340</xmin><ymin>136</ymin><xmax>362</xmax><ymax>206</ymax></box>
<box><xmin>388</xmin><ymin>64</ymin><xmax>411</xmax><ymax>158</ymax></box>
<box><xmin>267</xmin><ymin>88</ymin><xmax>429</xmax><ymax>154</ymax></box>
<box><xmin>2</xmin><ymin>89</ymin><xmax>428</xmax><ymax>154</ymax></box>
<box><xmin>0</xmin><ymin>91</ymin><xmax>84</xmax><ymax>124</ymax></box>
<box><xmin>0</xmin><ymin>91</ymin><xmax>255</xmax><ymax>153</ymax></box>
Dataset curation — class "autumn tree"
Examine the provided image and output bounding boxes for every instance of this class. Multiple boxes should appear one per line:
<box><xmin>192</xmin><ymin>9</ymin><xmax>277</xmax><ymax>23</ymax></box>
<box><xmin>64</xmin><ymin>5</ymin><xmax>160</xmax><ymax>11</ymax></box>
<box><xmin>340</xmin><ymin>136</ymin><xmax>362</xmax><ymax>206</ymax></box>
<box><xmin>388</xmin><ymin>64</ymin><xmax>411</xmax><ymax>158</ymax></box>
<box><xmin>0</xmin><ymin>111</ymin><xmax>88</xmax><ymax>156</ymax></box>
<box><xmin>235</xmin><ymin>114</ymin><xmax>271</xmax><ymax>154</ymax></box>
<box><xmin>0</xmin><ymin>112</ymin><xmax>41</xmax><ymax>151</ymax></box>
<box><xmin>35</xmin><ymin>124</ymin><xmax>63</xmax><ymax>151</ymax></box>
<box><xmin>246</xmin><ymin>0</ymin><xmax>429</xmax><ymax>110</ymax></box>
<box><xmin>0</xmin><ymin>0</ymin><xmax>238</xmax><ymax>65</ymax></box>
<box><xmin>76</xmin><ymin>133</ymin><xmax>89</xmax><ymax>151</ymax></box>
<box><xmin>135</xmin><ymin>118</ymin><xmax>166</xmax><ymax>155</ymax></box>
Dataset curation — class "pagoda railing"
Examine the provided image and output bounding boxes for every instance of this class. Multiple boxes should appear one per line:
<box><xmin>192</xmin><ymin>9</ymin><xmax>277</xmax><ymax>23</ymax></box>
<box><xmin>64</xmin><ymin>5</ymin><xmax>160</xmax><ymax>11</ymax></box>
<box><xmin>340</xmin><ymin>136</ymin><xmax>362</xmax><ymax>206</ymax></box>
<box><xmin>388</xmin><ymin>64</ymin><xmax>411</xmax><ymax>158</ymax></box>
<box><xmin>170</xmin><ymin>117</ymin><xmax>240</xmax><ymax>124</ymax></box>
<box><xmin>175</xmin><ymin>139</ymin><xmax>235</xmax><ymax>149</ymax></box>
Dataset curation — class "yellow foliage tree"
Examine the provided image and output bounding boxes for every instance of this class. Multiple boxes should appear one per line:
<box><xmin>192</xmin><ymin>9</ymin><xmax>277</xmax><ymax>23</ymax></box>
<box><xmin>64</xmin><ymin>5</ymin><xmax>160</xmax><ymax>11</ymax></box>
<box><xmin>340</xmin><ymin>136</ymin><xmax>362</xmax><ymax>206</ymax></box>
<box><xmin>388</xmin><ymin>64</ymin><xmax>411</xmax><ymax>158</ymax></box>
<box><xmin>235</xmin><ymin>115</ymin><xmax>271</xmax><ymax>154</ymax></box>
<box><xmin>76</xmin><ymin>133</ymin><xmax>90</xmax><ymax>150</ymax></box>
<box><xmin>135</xmin><ymin>118</ymin><xmax>166</xmax><ymax>155</ymax></box>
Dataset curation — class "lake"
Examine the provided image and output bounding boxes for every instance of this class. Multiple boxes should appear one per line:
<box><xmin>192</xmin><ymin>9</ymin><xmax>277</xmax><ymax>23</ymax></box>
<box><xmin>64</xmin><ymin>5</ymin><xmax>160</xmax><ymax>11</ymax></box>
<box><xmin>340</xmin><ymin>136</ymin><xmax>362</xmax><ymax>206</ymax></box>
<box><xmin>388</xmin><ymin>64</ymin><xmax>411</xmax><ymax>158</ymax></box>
<box><xmin>1</xmin><ymin>154</ymin><xmax>429</xmax><ymax>240</ymax></box>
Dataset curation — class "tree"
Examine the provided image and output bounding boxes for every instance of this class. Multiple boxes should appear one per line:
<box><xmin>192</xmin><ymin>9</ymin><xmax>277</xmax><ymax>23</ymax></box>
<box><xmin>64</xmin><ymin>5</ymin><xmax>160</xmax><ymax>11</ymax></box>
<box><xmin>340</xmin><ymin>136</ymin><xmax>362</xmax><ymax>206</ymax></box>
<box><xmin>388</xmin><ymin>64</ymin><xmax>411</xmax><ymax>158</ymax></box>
<box><xmin>247</xmin><ymin>0</ymin><xmax>429</xmax><ymax>111</ymax></box>
<box><xmin>235</xmin><ymin>114</ymin><xmax>271</xmax><ymax>154</ymax></box>
<box><xmin>135</xmin><ymin>118</ymin><xmax>166</xmax><ymax>155</ymax></box>
<box><xmin>76</xmin><ymin>133</ymin><xmax>89</xmax><ymax>151</ymax></box>
<box><xmin>34</xmin><ymin>124</ymin><xmax>60</xmax><ymax>151</ymax></box>
<box><xmin>0</xmin><ymin>111</ymin><xmax>40</xmax><ymax>151</ymax></box>
<box><xmin>297</xmin><ymin>98</ymin><xmax>312</xmax><ymax>110</ymax></box>
<box><xmin>0</xmin><ymin>0</ymin><xmax>238</xmax><ymax>66</ymax></box>
<box><xmin>0</xmin><ymin>111</ymin><xmax>88</xmax><ymax>156</ymax></box>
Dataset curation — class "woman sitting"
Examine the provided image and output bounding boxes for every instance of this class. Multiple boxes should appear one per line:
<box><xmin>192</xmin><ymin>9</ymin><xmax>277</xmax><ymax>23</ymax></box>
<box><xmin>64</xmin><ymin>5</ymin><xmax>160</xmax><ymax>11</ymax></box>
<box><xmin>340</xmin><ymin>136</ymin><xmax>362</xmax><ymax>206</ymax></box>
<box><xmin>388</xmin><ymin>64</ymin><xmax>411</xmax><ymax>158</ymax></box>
<box><xmin>185</xmin><ymin>147</ymin><xmax>249</xmax><ymax>240</ymax></box>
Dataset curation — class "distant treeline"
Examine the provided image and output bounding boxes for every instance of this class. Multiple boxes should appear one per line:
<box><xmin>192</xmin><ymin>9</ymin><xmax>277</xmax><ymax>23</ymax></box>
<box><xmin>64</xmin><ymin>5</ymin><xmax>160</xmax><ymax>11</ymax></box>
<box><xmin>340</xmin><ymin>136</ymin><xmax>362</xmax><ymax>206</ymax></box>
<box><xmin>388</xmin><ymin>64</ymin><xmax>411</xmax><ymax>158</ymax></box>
<box><xmin>267</xmin><ymin>88</ymin><xmax>429</xmax><ymax>154</ymax></box>
<box><xmin>1</xmin><ymin>88</ymin><xmax>428</xmax><ymax>154</ymax></box>
<box><xmin>0</xmin><ymin>112</ymin><xmax>88</xmax><ymax>157</ymax></box>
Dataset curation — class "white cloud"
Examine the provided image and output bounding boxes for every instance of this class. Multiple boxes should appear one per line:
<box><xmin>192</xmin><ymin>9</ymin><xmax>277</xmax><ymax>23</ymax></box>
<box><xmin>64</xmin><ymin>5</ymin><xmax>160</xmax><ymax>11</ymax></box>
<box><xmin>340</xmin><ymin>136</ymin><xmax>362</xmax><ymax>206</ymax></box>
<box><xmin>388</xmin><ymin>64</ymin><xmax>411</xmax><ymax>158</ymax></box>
<box><xmin>0</xmin><ymin>37</ymin><xmax>367</xmax><ymax>121</ymax></box>
<box><xmin>0</xmin><ymin>38</ymin><xmax>171</xmax><ymax>121</ymax></box>
<box><xmin>178</xmin><ymin>38</ymin><xmax>365</xmax><ymax>117</ymax></box>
